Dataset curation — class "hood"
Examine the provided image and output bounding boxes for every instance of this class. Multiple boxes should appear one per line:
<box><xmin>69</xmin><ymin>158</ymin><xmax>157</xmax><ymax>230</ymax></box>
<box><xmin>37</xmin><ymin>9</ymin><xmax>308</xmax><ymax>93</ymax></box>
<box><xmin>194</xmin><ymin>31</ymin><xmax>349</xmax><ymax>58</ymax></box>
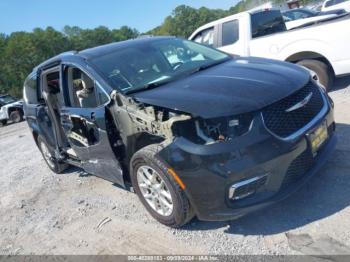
<box><xmin>132</xmin><ymin>57</ymin><xmax>310</xmax><ymax>118</ymax></box>
<box><xmin>10</xmin><ymin>101</ymin><xmax>23</xmax><ymax>106</ymax></box>
<box><xmin>4</xmin><ymin>101</ymin><xmax>23</xmax><ymax>108</ymax></box>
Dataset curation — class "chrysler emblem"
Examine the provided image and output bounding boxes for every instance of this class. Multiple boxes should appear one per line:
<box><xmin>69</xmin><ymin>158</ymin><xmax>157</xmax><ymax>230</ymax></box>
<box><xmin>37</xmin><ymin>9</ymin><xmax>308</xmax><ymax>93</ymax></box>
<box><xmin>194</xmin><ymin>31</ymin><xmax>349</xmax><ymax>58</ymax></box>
<box><xmin>285</xmin><ymin>92</ymin><xmax>313</xmax><ymax>112</ymax></box>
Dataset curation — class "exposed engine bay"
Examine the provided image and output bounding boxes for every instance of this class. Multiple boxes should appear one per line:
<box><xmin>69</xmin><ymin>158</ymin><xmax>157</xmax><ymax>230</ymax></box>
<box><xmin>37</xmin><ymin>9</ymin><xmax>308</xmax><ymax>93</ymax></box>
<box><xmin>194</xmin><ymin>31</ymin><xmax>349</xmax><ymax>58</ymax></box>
<box><xmin>111</xmin><ymin>91</ymin><xmax>254</xmax><ymax>148</ymax></box>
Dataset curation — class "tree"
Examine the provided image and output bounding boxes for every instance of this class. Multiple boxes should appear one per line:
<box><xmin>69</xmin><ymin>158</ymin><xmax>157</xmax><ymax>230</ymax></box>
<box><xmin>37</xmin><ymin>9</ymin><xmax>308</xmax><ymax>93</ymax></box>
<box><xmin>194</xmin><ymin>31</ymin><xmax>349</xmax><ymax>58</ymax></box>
<box><xmin>148</xmin><ymin>5</ymin><xmax>230</xmax><ymax>38</ymax></box>
<box><xmin>112</xmin><ymin>26</ymin><xmax>139</xmax><ymax>41</ymax></box>
<box><xmin>2</xmin><ymin>1</ymin><xmax>256</xmax><ymax>98</ymax></box>
<box><xmin>0</xmin><ymin>34</ymin><xmax>8</xmax><ymax>94</ymax></box>
<box><xmin>0</xmin><ymin>25</ymin><xmax>139</xmax><ymax>97</ymax></box>
<box><xmin>2</xmin><ymin>32</ymin><xmax>36</xmax><ymax>97</ymax></box>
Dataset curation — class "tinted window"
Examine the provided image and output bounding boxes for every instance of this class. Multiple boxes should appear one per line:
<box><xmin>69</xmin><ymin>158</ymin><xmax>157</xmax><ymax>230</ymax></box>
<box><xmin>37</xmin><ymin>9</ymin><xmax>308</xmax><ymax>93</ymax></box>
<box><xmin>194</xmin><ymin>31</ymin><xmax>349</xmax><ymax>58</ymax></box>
<box><xmin>325</xmin><ymin>0</ymin><xmax>334</xmax><ymax>7</ymax></box>
<box><xmin>23</xmin><ymin>74</ymin><xmax>38</xmax><ymax>104</ymax></box>
<box><xmin>192</xmin><ymin>27</ymin><xmax>214</xmax><ymax>46</ymax></box>
<box><xmin>221</xmin><ymin>20</ymin><xmax>239</xmax><ymax>46</ymax></box>
<box><xmin>283</xmin><ymin>10</ymin><xmax>314</xmax><ymax>20</ymax></box>
<box><xmin>251</xmin><ymin>10</ymin><xmax>287</xmax><ymax>38</ymax></box>
<box><xmin>0</xmin><ymin>95</ymin><xmax>16</xmax><ymax>104</ymax></box>
<box><xmin>46</xmin><ymin>72</ymin><xmax>60</xmax><ymax>94</ymax></box>
<box><xmin>326</xmin><ymin>0</ymin><xmax>347</xmax><ymax>6</ymax></box>
<box><xmin>43</xmin><ymin>70</ymin><xmax>65</xmax><ymax>107</ymax></box>
<box><xmin>25</xmin><ymin>74</ymin><xmax>36</xmax><ymax>90</ymax></box>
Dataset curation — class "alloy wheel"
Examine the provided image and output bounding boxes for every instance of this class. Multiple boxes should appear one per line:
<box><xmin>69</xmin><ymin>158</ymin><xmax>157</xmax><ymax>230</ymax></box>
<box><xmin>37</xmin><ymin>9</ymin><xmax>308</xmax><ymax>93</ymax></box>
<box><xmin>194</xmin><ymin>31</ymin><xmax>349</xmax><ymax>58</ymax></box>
<box><xmin>11</xmin><ymin>112</ymin><xmax>21</xmax><ymax>123</ymax></box>
<box><xmin>136</xmin><ymin>165</ymin><xmax>174</xmax><ymax>216</ymax></box>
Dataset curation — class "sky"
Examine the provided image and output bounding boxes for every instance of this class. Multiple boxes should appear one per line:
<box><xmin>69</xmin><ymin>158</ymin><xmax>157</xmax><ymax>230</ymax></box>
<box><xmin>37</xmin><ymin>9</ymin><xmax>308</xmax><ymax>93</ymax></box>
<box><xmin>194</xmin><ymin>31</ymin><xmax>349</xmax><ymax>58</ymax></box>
<box><xmin>0</xmin><ymin>0</ymin><xmax>239</xmax><ymax>35</ymax></box>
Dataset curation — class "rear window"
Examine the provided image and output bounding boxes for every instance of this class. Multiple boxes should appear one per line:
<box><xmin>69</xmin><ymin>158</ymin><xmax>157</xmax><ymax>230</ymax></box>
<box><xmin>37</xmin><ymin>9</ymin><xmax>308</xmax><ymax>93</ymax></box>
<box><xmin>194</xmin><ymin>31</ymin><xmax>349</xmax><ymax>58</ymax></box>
<box><xmin>325</xmin><ymin>0</ymin><xmax>335</xmax><ymax>7</ymax></box>
<box><xmin>283</xmin><ymin>10</ymin><xmax>313</xmax><ymax>20</ymax></box>
<box><xmin>23</xmin><ymin>73</ymin><xmax>39</xmax><ymax>104</ymax></box>
<box><xmin>221</xmin><ymin>20</ymin><xmax>239</xmax><ymax>46</ymax></box>
<box><xmin>325</xmin><ymin>0</ymin><xmax>347</xmax><ymax>7</ymax></box>
<box><xmin>0</xmin><ymin>95</ymin><xmax>16</xmax><ymax>105</ymax></box>
<box><xmin>251</xmin><ymin>10</ymin><xmax>287</xmax><ymax>38</ymax></box>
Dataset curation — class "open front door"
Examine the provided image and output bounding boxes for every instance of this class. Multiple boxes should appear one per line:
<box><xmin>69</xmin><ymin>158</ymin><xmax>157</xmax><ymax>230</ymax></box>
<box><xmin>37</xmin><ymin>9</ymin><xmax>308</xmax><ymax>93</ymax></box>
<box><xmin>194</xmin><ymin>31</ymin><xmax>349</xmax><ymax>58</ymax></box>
<box><xmin>60</xmin><ymin>65</ymin><xmax>124</xmax><ymax>186</ymax></box>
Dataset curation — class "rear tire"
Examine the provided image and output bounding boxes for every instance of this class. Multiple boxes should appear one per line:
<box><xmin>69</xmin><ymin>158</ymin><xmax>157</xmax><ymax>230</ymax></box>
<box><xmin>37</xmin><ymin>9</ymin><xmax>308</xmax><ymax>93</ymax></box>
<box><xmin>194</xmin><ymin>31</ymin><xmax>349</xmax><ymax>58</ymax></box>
<box><xmin>9</xmin><ymin>110</ymin><xmax>23</xmax><ymax>123</ymax></box>
<box><xmin>0</xmin><ymin>120</ymin><xmax>7</xmax><ymax>126</ymax></box>
<box><xmin>37</xmin><ymin>135</ymin><xmax>68</xmax><ymax>174</ymax></box>
<box><xmin>130</xmin><ymin>144</ymin><xmax>194</xmax><ymax>227</ymax></box>
<box><xmin>297</xmin><ymin>59</ymin><xmax>333</xmax><ymax>91</ymax></box>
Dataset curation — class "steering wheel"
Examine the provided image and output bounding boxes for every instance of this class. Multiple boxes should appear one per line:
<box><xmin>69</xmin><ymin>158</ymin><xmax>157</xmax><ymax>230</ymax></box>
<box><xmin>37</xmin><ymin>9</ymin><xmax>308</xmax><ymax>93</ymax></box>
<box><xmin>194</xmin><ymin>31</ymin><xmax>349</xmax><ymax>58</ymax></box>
<box><xmin>172</xmin><ymin>62</ymin><xmax>184</xmax><ymax>70</ymax></box>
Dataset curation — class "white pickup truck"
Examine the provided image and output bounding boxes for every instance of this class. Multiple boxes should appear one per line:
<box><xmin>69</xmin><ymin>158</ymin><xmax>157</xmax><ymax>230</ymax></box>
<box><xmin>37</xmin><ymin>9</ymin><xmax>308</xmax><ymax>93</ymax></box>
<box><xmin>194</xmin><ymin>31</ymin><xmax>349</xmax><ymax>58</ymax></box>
<box><xmin>0</xmin><ymin>94</ymin><xmax>24</xmax><ymax>126</ymax></box>
<box><xmin>189</xmin><ymin>9</ymin><xmax>350</xmax><ymax>90</ymax></box>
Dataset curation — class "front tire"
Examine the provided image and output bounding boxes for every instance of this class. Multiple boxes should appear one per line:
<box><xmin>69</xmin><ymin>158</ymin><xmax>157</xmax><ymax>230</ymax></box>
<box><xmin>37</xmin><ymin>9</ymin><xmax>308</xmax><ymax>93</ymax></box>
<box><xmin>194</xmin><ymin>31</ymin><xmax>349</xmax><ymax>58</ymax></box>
<box><xmin>130</xmin><ymin>144</ymin><xmax>194</xmax><ymax>227</ymax></box>
<box><xmin>9</xmin><ymin>110</ymin><xmax>23</xmax><ymax>123</ymax></box>
<box><xmin>297</xmin><ymin>59</ymin><xmax>333</xmax><ymax>91</ymax></box>
<box><xmin>37</xmin><ymin>136</ymin><xmax>68</xmax><ymax>174</ymax></box>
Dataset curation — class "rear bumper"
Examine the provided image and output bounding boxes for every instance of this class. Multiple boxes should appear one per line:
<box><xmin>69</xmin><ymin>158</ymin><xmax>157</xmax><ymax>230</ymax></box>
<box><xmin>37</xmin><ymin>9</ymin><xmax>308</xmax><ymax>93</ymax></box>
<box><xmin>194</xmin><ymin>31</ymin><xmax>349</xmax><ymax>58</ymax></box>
<box><xmin>158</xmin><ymin>105</ymin><xmax>336</xmax><ymax>221</ymax></box>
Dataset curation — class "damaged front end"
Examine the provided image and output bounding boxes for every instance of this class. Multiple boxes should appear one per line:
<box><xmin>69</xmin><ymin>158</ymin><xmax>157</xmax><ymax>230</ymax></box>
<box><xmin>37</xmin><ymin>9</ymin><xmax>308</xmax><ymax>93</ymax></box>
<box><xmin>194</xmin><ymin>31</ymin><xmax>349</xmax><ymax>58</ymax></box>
<box><xmin>109</xmin><ymin>90</ymin><xmax>258</xmax><ymax>158</ymax></box>
<box><xmin>109</xmin><ymin>87</ymin><xmax>336</xmax><ymax>222</ymax></box>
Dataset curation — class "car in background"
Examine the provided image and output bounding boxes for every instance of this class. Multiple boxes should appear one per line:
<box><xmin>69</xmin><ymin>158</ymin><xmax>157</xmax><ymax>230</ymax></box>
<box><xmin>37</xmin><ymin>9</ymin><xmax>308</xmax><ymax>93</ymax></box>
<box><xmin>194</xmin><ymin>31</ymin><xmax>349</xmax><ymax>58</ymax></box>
<box><xmin>308</xmin><ymin>2</ymin><xmax>325</xmax><ymax>11</ymax></box>
<box><xmin>322</xmin><ymin>0</ymin><xmax>350</xmax><ymax>12</ymax></box>
<box><xmin>282</xmin><ymin>8</ymin><xmax>346</xmax><ymax>21</ymax></box>
<box><xmin>283</xmin><ymin>7</ymin><xmax>346</xmax><ymax>19</ymax></box>
<box><xmin>282</xmin><ymin>8</ymin><xmax>345</xmax><ymax>29</ymax></box>
<box><xmin>0</xmin><ymin>94</ymin><xmax>24</xmax><ymax>125</ymax></box>
<box><xmin>189</xmin><ymin>9</ymin><xmax>350</xmax><ymax>90</ymax></box>
<box><xmin>283</xmin><ymin>13</ymin><xmax>337</xmax><ymax>29</ymax></box>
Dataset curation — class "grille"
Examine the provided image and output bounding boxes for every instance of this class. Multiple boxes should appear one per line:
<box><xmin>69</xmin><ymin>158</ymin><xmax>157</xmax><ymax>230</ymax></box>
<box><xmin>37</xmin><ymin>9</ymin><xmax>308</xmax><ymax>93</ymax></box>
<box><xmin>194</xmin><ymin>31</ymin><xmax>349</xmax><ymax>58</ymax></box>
<box><xmin>281</xmin><ymin>149</ymin><xmax>314</xmax><ymax>188</ymax></box>
<box><xmin>262</xmin><ymin>81</ymin><xmax>324</xmax><ymax>138</ymax></box>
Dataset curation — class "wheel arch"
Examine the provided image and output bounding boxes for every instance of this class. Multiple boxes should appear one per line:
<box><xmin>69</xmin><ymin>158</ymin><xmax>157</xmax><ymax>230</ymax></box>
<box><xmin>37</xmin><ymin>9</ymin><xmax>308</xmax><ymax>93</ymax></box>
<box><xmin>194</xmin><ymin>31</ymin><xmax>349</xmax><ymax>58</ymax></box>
<box><xmin>32</xmin><ymin>130</ymin><xmax>39</xmax><ymax>146</ymax></box>
<box><xmin>285</xmin><ymin>51</ymin><xmax>335</xmax><ymax>76</ymax></box>
<box><xmin>7</xmin><ymin>106</ymin><xmax>24</xmax><ymax>117</ymax></box>
<box><xmin>123</xmin><ymin>133</ymin><xmax>165</xmax><ymax>183</ymax></box>
<box><xmin>105</xmin><ymin>108</ymin><xmax>165</xmax><ymax>184</ymax></box>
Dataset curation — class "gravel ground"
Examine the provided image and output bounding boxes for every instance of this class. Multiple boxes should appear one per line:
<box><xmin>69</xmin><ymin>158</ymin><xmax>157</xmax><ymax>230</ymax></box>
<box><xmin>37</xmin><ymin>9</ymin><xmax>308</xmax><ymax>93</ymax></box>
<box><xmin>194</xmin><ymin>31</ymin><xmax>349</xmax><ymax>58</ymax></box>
<box><xmin>1</xmin><ymin>77</ymin><xmax>350</xmax><ymax>255</ymax></box>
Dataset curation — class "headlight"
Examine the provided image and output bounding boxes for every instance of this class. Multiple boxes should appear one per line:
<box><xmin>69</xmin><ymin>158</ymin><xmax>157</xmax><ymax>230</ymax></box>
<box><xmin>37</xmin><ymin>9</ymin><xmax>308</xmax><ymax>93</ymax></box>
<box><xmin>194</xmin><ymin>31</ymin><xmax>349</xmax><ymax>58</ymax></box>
<box><xmin>172</xmin><ymin>113</ymin><xmax>254</xmax><ymax>145</ymax></box>
<box><xmin>198</xmin><ymin>114</ymin><xmax>253</xmax><ymax>141</ymax></box>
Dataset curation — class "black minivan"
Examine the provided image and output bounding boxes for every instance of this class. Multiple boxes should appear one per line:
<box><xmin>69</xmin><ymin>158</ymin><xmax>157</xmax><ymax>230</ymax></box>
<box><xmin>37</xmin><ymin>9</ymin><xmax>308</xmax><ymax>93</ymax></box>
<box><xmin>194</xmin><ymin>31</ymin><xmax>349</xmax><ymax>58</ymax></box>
<box><xmin>23</xmin><ymin>37</ymin><xmax>336</xmax><ymax>227</ymax></box>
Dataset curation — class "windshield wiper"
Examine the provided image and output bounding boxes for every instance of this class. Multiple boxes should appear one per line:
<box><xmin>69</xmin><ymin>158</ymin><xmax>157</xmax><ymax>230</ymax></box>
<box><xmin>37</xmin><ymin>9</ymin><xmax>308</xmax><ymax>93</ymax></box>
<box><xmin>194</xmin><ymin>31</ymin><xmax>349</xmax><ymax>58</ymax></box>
<box><xmin>189</xmin><ymin>57</ymin><xmax>231</xmax><ymax>75</ymax></box>
<box><xmin>124</xmin><ymin>79</ymin><xmax>172</xmax><ymax>95</ymax></box>
<box><xmin>125</xmin><ymin>58</ymin><xmax>231</xmax><ymax>95</ymax></box>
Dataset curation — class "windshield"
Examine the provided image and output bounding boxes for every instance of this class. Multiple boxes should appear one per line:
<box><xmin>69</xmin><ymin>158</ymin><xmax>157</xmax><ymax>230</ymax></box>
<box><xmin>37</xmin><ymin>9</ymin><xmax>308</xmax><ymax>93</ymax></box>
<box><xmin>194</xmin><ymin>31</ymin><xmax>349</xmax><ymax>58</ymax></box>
<box><xmin>283</xmin><ymin>9</ymin><xmax>316</xmax><ymax>21</ymax></box>
<box><xmin>0</xmin><ymin>95</ymin><xmax>16</xmax><ymax>105</ymax></box>
<box><xmin>90</xmin><ymin>38</ymin><xmax>230</xmax><ymax>93</ymax></box>
<box><xmin>325</xmin><ymin>0</ymin><xmax>348</xmax><ymax>7</ymax></box>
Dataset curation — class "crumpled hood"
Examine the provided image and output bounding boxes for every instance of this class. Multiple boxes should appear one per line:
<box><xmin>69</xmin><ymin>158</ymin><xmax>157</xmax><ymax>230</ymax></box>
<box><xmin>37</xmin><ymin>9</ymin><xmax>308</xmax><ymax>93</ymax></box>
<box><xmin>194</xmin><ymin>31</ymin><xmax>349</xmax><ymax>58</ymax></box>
<box><xmin>132</xmin><ymin>57</ymin><xmax>310</xmax><ymax>118</ymax></box>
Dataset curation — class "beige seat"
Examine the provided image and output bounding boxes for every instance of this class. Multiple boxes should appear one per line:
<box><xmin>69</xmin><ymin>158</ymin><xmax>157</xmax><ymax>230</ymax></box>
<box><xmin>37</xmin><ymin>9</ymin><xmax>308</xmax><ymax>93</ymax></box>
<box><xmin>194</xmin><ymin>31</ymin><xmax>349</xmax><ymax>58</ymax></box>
<box><xmin>76</xmin><ymin>74</ymin><xmax>96</xmax><ymax>108</ymax></box>
<box><xmin>72</xmin><ymin>79</ymin><xmax>82</xmax><ymax>107</ymax></box>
